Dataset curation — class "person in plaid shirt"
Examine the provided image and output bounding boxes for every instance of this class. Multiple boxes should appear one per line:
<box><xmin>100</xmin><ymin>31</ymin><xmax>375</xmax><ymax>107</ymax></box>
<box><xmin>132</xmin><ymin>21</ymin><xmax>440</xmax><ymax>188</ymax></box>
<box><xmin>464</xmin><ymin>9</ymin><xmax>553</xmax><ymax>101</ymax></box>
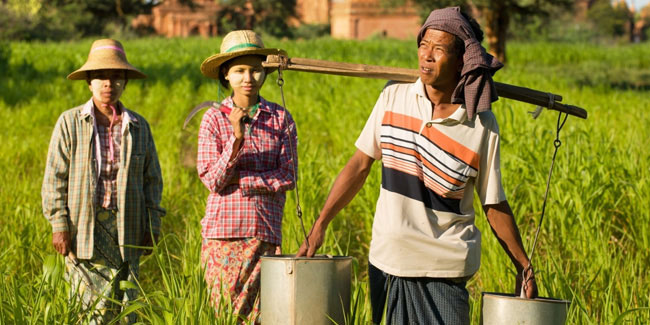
<box><xmin>41</xmin><ymin>39</ymin><xmax>164</xmax><ymax>323</ymax></box>
<box><xmin>196</xmin><ymin>30</ymin><xmax>297</xmax><ymax>323</ymax></box>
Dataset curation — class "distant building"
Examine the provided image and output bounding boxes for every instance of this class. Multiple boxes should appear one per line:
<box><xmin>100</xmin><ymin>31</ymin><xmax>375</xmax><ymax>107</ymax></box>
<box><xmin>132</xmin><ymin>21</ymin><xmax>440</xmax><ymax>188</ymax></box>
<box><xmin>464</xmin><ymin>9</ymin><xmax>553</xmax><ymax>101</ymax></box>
<box><xmin>133</xmin><ymin>0</ymin><xmax>420</xmax><ymax>40</ymax></box>
<box><xmin>132</xmin><ymin>0</ymin><xmax>220</xmax><ymax>38</ymax></box>
<box><xmin>328</xmin><ymin>0</ymin><xmax>421</xmax><ymax>40</ymax></box>
<box><xmin>296</xmin><ymin>0</ymin><xmax>330</xmax><ymax>25</ymax></box>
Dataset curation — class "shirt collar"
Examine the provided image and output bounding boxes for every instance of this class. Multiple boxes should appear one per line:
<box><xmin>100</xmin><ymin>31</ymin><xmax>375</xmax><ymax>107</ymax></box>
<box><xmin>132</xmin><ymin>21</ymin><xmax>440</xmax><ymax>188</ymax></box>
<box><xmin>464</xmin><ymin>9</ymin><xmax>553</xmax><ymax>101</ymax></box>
<box><xmin>223</xmin><ymin>95</ymin><xmax>271</xmax><ymax>113</ymax></box>
<box><xmin>445</xmin><ymin>105</ymin><xmax>467</xmax><ymax>123</ymax></box>
<box><xmin>410</xmin><ymin>78</ymin><xmax>467</xmax><ymax>124</ymax></box>
<box><xmin>80</xmin><ymin>98</ymin><xmax>139</xmax><ymax>126</ymax></box>
<box><xmin>409</xmin><ymin>78</ymin><xmax>428</xmax><ymax>98</ymax></box>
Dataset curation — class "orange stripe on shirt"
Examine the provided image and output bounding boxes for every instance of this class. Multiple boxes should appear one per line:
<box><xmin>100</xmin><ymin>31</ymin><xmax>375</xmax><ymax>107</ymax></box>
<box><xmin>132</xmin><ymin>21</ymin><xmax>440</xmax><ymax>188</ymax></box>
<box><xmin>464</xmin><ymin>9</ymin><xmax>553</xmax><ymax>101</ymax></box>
<box><xmin>382</xmin><ymin>111</ymin><xmax>422</xmax><ymax>132</ymax></box>
<box><xmin>383</xmin><ymin>156</ymin><xmax>421</xmax><ymax>177</ymax></box>
<box><xmin>382</xmin><ymin>111</ymin><xmax>479</xmax><ymax>170</ymax></box>
<box><xmin>383</xmin><ymin>156</ymin><xmax>465</xmax><ymax>198</ymax></box>
<box><xmin>382</xmin><ymin>142</ymin><xmax>466</xmax><ymax>187</ymax></box>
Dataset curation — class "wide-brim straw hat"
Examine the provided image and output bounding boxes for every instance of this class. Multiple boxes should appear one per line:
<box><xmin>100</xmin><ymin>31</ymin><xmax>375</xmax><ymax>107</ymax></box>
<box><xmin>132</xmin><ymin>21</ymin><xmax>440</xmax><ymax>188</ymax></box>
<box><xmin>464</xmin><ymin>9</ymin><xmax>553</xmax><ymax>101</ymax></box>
<box><xmin>200</xmin><ymin>30</ymin><xmax>287</xmax><ymax>79</ymax></box>
<box><xmin>67</xmin><ymin>39</ymin><xmax>146</xmax><ymax>80</ymax></box>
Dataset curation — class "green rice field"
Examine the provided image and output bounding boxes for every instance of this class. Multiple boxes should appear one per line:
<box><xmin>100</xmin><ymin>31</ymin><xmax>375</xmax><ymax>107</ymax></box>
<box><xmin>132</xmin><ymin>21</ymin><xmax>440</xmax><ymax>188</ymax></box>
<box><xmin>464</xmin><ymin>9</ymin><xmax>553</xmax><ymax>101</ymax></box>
<box><xmin>1</xmin><ymin>36</ymin><xmax>649</xmax><ymax>324</ymax></box>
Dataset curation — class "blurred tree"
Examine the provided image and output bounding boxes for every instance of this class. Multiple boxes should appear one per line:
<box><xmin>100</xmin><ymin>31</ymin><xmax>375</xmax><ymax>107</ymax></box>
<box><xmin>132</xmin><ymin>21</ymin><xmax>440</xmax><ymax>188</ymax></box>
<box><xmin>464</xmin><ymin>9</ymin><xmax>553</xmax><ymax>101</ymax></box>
<box><xmin>640</xmin><ymin>5</ymin><xmax>650</xmax><ymax>42</ymax></box>
<box><xmin>0</xmin><ymin>40</ymin><xmax>10</xmax><ymax>73</ymax></box>
<box><xmin>3</xmin><ymin>0</ymin><xmax>42</xmax><ymax>17</ymax></box>
<box><xmin>587</xmin><ymin>0</ymin><xmax>632</xmax><ymax>39</ymax></box>
<box><xmin>216</xmin><ymin>0</ymin><xmax>297</xmax><ymax>37</ymax></box>
<box><xmin>0</xmin><ymin>0</ymin><xmax>89</xmax><ymax>40</ymax></box>
<box><xmin>386</xmin><ymin>0</ymin><xmax>573</xmax><ymax>63</ymax></box>
<box><xmin>45</xmin><ymin>0</ymin><xmax>159</xmax><ymax>35</ymax></box>
<box><xmin>0</xmin><ymin>4</ymin><xmax>30</xmax><ymax>40</ymax></box>
<box><xmin>0</xmin><ymin>0</ymin><xmax>166</xmax><ymax>40</ymax></box>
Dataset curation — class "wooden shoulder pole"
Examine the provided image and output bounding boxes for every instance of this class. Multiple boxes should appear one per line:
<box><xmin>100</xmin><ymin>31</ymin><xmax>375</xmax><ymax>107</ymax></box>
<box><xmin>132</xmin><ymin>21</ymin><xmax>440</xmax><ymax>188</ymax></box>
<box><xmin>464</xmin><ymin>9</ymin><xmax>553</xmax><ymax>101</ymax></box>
<box><xmin>263</xmin><ymin>55</ymin><xmax>587</xmax><ymax>119</ymax></box>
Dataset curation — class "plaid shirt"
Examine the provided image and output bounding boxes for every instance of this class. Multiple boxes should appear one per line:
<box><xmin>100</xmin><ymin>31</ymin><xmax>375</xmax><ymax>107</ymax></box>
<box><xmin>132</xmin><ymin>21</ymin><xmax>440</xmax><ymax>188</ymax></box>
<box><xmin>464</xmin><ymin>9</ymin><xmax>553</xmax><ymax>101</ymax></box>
<box><xmin>96</xmin><ymin>121</ymin><xmax>122</xmax><ymax>210</ymax></box>
<box><xmin>197</xmin><ymin>96</ymin><xmax>297</xmax><ymax>245</ymax></box>
<box><xmin>42</xmin><ymin>98</ymin><xmax>165</xmax><ymax>262</ymax></box>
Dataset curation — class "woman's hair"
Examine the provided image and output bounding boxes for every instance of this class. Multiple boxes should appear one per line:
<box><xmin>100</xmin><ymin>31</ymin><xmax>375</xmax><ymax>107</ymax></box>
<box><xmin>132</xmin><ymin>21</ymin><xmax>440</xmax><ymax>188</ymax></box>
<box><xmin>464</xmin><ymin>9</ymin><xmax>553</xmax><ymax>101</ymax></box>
<box><xmin>453</xmin><ymin>11</ymin><xmax>484</xmax><ymax>56</ymax></box>
<box><xmin>218</xmin><ymin>61</ymin><xmax>231</xmax><ymax>89</ymax></box>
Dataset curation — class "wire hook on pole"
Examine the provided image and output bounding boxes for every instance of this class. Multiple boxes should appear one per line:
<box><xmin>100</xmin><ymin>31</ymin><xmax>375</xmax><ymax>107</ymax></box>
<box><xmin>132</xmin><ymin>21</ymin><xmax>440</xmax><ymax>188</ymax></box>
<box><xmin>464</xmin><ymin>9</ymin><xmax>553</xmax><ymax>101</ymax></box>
<box><xmin>522</xmin><ymin>112</ymin><xmax>569</xmax><ymax>297</ymax></box>
<box><xmin>276</xmin><ymin>67</ymin><xmax>310</xmax><ymax>251</ymax></box>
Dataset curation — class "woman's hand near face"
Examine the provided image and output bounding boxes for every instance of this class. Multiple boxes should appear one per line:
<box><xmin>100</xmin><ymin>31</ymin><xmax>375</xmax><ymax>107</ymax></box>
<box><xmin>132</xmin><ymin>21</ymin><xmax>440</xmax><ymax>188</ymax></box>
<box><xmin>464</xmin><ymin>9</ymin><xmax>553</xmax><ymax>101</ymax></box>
<box><xmin>228</xmin><ymin>107</ymin><xmax>248</xmax><ymax>139</ymax></box>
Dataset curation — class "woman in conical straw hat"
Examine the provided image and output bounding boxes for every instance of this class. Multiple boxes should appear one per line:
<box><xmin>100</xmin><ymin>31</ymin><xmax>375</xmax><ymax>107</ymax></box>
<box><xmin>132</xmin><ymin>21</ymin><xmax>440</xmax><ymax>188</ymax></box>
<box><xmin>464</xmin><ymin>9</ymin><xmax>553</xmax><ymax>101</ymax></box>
<box><xmin>42</xmin><ymin>39</ymin><xmax>164</xmax><ymax>323</ymax></box>
<box><xmin>196</xmin><ymin>30</ymin><xmax>297</xmax><ymax>323</ymax></box>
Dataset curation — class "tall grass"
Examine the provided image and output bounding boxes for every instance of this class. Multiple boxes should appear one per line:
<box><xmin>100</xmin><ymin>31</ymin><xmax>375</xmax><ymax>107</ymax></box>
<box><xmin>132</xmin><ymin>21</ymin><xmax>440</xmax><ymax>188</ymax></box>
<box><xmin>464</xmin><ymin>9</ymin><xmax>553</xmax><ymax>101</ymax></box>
<box><xmin>1</xmin><ymin>37</ymin><xmax>649</xmax><ymax>323</ymax></box>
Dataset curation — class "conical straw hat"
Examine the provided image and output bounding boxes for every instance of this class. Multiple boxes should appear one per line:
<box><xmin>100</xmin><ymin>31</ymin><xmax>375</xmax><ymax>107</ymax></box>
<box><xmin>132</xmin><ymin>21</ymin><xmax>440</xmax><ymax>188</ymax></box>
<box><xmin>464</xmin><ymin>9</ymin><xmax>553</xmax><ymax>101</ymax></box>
<box><xmin>200</xmin><ymin>30</ymin><xmax>287</xmax><ymax>79</ymax></box>
<box><xmin>67</xmin><ymin>39</ymin><xmax>146</xmax><ymax>80</ymax></box>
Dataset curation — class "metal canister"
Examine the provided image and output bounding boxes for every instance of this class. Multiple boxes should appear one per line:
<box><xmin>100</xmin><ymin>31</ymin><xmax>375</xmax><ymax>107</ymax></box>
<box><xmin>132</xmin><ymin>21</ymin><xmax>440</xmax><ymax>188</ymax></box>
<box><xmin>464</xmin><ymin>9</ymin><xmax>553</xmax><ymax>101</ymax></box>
<box><xmin>260</xmin><ymin>255</ymin><xmax>352</xmax><ymax>325</ymax></box>
<box><xmin>481</xmin><ymin>292</ymin><xmax>571</xmax><ymax>325</ymax></box>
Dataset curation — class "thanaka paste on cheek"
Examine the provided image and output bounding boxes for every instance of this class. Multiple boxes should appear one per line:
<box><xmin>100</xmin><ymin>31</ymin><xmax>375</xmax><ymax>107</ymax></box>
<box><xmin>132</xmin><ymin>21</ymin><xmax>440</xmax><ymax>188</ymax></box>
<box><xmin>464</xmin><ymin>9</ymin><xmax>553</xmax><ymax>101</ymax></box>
<box><xmin>227</xmin><ymin>71</ymin><xmax>245</xmax><ymax>87</ymax></box>
<box><xmin>89</xmin><ymin>78</ymin><xmax>125</xmax><ymax>105</ymax></box>
<box><xmin>227</xmin><ymin>70</ymin><xmax>265</xmax><ymax>88</ymax></box>
<box><xmin>252</xmin><ymin>70</ymin><xmax>265</xmax><ymax>86</ymax></box>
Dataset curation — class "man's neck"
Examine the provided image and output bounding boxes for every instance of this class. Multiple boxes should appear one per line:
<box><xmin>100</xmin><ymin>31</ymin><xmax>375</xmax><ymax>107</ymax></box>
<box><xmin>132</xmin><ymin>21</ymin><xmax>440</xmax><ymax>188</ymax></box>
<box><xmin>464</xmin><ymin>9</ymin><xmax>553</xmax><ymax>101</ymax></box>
<box><xmin>424</xmin><ymin>84</ymin><xmax>460</xmax><ymax>120</ymax></box>
<box><xmin>92</xmin><ymin>99</ymin><xmax>121</xmax><ymax>126</ymax></box>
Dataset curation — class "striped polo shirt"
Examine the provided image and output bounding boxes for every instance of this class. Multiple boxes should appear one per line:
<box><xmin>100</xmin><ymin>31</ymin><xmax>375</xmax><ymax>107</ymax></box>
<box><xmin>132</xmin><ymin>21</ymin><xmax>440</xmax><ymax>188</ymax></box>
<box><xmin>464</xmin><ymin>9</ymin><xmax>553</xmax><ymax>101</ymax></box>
<box><xmin>356</xmin><ymin>79</ymin><xmax>506</xmax><ymax>278</ymax></box>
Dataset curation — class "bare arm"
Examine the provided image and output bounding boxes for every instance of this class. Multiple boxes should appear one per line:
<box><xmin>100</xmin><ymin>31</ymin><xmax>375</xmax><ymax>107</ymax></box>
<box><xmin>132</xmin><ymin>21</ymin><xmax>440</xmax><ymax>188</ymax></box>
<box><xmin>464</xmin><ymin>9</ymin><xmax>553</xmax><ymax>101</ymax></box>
<box><xmin>296</xmin><ymin>150</ymin><xmax>375</xmax><ymax>257</ymax></box>
<box><xmin>483</xmin><ymin>200</ymin><xmax>538</xmax><ymax>298</ymax></box>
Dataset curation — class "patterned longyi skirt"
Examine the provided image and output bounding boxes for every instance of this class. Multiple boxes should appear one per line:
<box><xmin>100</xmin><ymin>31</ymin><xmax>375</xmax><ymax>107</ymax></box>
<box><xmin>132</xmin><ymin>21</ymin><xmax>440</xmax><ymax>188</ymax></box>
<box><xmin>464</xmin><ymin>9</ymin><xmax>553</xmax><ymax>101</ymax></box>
<box><xmin>201</xmin><ymin>237</ymin><xmax>280</xmax><ymax>324</ymax></box>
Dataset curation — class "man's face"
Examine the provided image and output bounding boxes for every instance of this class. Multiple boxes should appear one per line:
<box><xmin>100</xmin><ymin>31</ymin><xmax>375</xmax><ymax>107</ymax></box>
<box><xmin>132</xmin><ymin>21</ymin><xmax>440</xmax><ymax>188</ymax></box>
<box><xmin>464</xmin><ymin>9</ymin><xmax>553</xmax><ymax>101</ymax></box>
<box><xmin>417</xmin><ymin>29</ymin><xmax>463</xmax><ymax>89</ymax></box>
<box><xmin>87</xmin><ymin>69</ymin><xmax>126</xmax><ymax>107</ymax></box>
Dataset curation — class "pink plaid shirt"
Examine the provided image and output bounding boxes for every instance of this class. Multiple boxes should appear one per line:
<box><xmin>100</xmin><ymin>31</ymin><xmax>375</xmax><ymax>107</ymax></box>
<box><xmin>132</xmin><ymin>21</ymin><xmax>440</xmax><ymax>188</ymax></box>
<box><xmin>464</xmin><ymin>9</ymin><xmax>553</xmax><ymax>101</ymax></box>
<box><xmin>96</xmin><ymin>120</ymin><xmax>122</xmax><ymax>210</ymax></box>
<box><xmin>197</xmin><ymin>96</ymin><xmax>297</xmax><ymax>245</ymax></box>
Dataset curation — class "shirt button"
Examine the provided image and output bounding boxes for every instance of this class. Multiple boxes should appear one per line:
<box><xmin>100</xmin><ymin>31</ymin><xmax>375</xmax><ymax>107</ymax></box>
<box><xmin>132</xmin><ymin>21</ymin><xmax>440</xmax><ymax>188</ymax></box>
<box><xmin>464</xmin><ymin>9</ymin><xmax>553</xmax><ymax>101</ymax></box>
<box><xmin>426</xmin><ymin>122</ymin><xmax>433</xmax><ymax>128</ymax></box>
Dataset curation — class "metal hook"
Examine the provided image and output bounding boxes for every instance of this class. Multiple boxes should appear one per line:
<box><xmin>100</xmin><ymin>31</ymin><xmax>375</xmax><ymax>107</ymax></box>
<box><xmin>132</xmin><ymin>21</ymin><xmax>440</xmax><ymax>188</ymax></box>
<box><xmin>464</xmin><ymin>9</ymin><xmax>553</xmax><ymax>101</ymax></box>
<box><xmin>528</xmin><ymin>92</ymin><xmax>554</xmax><ymax>119</ymax></box>
<box><xmin>275</xmin><ymin>65</ymin><xmax>310</xmax><ymax>250</ymax></box>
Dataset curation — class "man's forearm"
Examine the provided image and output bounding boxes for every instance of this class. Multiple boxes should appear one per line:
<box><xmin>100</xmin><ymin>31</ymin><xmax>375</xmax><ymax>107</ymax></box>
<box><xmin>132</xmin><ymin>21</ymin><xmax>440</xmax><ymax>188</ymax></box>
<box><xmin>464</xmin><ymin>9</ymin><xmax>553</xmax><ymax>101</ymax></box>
<box><xmin>315</xmin><ymin>150</ymin><xmax>375</xmax><ymax>229</ymax></box>
<box><xmin>484</xmin><ymin>200</ymin><xmax>531</xmax><ymax>271</ymax></box>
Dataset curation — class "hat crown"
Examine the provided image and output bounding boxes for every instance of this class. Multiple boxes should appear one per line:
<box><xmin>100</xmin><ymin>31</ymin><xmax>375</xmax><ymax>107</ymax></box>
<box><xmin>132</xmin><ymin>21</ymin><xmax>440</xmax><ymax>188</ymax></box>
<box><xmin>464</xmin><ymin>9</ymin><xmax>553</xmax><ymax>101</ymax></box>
<box><xmin>87</xmin><ymin>39</ymin><xmax>128</xmax><ymax>62</ymax></box>
<box><xmin>200</xmin><ymin>29</ymin><xmax>287</xmax><ymax>79</ymax></box>
<box><xmin>67</xmin><ymin>38</ymin><xmax>146</xmax><ymax>80</ymax></box>
<box><xmin>220</xmin><ymin>30</ymin><xmax>265</xmax><ymax>54</ymax></box>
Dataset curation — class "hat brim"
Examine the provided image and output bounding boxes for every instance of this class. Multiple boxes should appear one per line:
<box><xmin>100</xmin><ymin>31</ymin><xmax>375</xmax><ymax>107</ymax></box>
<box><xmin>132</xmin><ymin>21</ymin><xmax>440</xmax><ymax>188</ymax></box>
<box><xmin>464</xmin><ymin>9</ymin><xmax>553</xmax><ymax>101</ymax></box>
<box><xmin>67</xmin><ymin>62</ymin><xmax>147</xmax><ymax>80</ymax></box>
<box><xmin>200</xmin><ymin>48</ymin><xmax>288</xmax><ymax>79</ymax></box>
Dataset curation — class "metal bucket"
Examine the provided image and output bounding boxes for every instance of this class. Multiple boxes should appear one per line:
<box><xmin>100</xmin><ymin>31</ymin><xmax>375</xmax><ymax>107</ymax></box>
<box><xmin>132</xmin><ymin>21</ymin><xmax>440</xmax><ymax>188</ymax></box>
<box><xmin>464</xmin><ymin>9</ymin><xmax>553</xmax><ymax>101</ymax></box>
<box><xmin>481</xmin><ymin>292</ymin><xmax>570</xmax><ymax>325</ymax></box>
<box><xmin>260</xmin><ymin>255</ymin><xmax>352</xmax><ymax>325</ymax></box>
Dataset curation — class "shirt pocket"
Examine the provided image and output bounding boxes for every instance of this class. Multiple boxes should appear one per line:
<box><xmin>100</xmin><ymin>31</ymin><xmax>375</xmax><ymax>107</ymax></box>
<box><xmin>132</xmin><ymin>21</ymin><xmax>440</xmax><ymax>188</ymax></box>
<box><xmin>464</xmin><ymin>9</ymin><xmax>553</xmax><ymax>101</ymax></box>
<box><xmin>246</xmin><ymin>122</ymin><xmax>283</xmax><ymax>169</ymax></box>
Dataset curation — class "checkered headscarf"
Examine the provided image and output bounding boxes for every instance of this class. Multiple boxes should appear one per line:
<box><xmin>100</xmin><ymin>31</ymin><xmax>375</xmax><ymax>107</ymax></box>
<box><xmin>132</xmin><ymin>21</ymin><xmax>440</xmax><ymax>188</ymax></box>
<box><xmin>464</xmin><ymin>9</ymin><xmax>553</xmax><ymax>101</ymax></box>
<box><xmin>417</xmin><ymin>7</ymin><xmax>503</xmax><ymax>119</ymax></box>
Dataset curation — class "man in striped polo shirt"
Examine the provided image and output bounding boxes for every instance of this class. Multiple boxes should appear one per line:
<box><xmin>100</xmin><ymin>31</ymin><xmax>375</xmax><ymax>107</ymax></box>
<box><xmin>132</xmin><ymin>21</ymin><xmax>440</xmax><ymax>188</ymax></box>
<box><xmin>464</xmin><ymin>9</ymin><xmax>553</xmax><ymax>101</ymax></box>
<box><xmin>297</xmin><ymin>7</ymin><xmax>537</xmax><ymax>324</ymax></box>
